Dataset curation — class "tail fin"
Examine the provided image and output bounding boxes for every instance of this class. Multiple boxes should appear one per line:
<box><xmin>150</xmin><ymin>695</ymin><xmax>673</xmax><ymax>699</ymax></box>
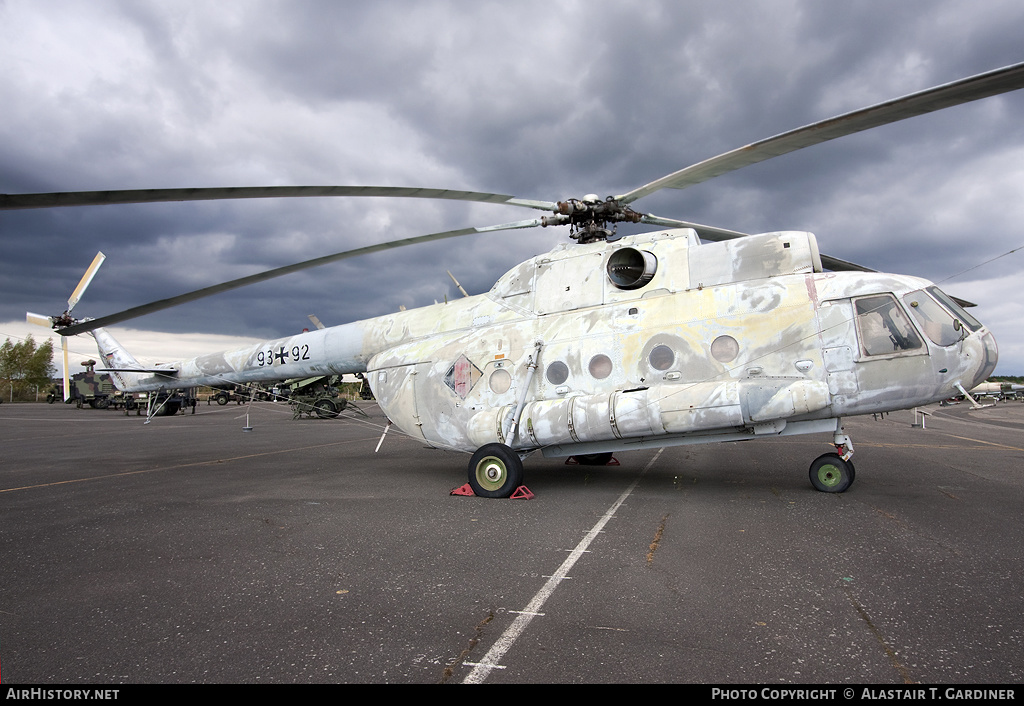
<box><xmin>90</xmin><ymin>328</ymin><xmax>172</xmax><ymax>391</ymax></box>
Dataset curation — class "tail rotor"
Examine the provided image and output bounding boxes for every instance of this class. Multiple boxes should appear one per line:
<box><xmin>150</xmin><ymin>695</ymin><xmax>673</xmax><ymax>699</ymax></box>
<box><xmin>25</xmin><ymin>252</ymin><xmax>106</xmax><ymax>401</ymax></box>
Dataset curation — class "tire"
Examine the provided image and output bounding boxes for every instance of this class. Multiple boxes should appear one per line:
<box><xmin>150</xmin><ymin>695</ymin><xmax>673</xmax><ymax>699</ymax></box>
<box><xmin>468</xmin><ymin>443</ymin><xmax>524</xmax><ymax>498</ymax></box>
<box><xmin>314</xmin><ymin>399</ymin><xmax>339</xmax><ymax>419</ymax></box>
<box><xmin>809</xmin><ymin>453</ymin><xmax>854</xmax><ymax>493</ymax></box>
<box><xmin>216</xmin><ymin>393</ymin><xmax>229</xmax><ymax>405</ymax></box>
<box><xmin>155</xmin><ymin>401</ymin><xmax>180</xmax><ymax>416</ymax></box>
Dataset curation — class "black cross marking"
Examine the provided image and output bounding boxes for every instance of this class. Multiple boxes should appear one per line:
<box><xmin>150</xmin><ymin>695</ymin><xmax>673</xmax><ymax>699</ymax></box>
<box><xmin>274</xmin><ymin>347</ymin><xmax>290</xmax><ymax>364</ymax></box>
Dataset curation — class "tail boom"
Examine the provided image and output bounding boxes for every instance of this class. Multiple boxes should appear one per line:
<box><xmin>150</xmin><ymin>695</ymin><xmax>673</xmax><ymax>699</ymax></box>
<box><xmin>90</xmin><ymin>323</ymin><xmax>372</xmax><ymax>393</ymax></box>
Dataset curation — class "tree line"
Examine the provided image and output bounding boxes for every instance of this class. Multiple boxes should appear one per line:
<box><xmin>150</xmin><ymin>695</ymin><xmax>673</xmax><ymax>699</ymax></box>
<box><xmin>1</xmin><ymin>335</ymin><xmax>57</xmax><ymax>402</ymax></box>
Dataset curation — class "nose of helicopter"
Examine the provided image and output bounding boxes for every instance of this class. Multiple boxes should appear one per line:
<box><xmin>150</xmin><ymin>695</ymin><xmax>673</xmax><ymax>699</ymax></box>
<box><xmin>969</xmin><ymin>330</ymin><xmax>999</xmax><ymax>389</ymax></box>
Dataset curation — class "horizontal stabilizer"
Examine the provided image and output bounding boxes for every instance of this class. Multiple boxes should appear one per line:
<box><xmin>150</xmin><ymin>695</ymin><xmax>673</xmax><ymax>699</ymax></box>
<box><xmin>97</xmin><ymin>367</ymin><xmax>178</xmax><ymax>375</ymax></box>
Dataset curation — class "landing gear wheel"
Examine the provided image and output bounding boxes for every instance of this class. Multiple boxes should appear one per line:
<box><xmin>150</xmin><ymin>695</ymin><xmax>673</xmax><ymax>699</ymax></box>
<box><xmin>314</xmin><ymin>399</ymin><xmax>339</xmax><ymax>419</ymax></box>
<box><xmin>809</xmin><ymin>453</ymin><xmax>854</xmax><ymax>493</ymax></box>
<box><xmin>468</xmin><ymin>443</ymin><xmax>524</xmax><ymax>498</ymax></box>
<box><xmin>155</xmin><ymin>401</ymin><xmax>181</xmax><ymax>416</ymax></box>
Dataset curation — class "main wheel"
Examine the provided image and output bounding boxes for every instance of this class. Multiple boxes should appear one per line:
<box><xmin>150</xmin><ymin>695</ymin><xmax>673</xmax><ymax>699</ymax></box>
<box><xmin>155</xmin><ymin>401</ymin><xmax>181</xmax><ymax>416</ymax></box>
<box><xmin>809</xmin><ymin>453</ymin><xmax>854</xmax><ymax>493</ymax></box>
<box><xmin>468</xmin><ymin>443</ymin><xmax>524</xmax><ymax>498</ymax></box>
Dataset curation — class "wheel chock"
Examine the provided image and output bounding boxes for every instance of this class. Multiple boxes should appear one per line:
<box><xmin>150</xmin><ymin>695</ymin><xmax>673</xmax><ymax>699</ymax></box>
<box><xmin>565</xmin><ymin>456</ymin><xmax>619</xmax><ymax>466</ymax></box>
<box><xmin>450</xmin><ymin>484</ymin><xmax>535</xmax><ymax>499</ymax></box>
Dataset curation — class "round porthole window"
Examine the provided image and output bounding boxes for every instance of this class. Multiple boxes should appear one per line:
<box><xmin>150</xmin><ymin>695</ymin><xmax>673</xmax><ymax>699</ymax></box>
<box><xmin>546</xmin><ymin>361</ymin><xmax>569</xmax><ymax>385</ymax></box>
<box><xmin>711</xmin><ymin>335</ymin><xmax>739</xmax><ymax>363</ymax></box>
<box><xmin>489</xmin><ymin>368</ymin><xmax>512</xmax><ymax>394</ymax></box>
<box><xmin>649</xmin><ymin>344</ymin><xmax>674</xmax><ymax>371</ymax></box>
<box><xmin>589</xmin><ymin>354</ymin><xmax>613</xmax><ymax>379</ymax></box>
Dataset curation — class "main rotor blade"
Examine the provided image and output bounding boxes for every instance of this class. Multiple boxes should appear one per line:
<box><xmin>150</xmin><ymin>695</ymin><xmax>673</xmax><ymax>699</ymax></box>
<box><xmin>819</xmin><ymin>254</ymin><xmax>875</xmax><ymax>272</ymax></box>
<box><xmin>639</xmin><ymin>213</ymin><xmax>751</xmax><ymax>241</ymax></box>
<box><xmin>640</xmin><ymin>213</ymin><xmax>880</xmax><ymax>272</ymax></box>
<box><xmin>0</xmin><ymin>185</ymin><xmax>559</xmax><ymax>213</ymax></box>
<box><xmin>646</xmin><ymin>225</ymin><xmax>973</xmax><ymax>304</ymax></box>
<box><xmin>56</xmin><ymin>217</ymin><xmax>547</xmax><ymax>336</ymax></box>
<box><xmin>617</xmin><ymin>61</ymin><xmax>1024</xmax><ymax>205</ymax></box>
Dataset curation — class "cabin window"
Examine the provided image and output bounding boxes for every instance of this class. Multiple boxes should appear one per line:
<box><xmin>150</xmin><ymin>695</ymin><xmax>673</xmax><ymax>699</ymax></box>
<box><xmin>589</xmin><ymin>354</ymin><xmax>613</xmax><ymax>379</ymax></box>
<box><xmin>853</xmin><ymin>294</ymin><xmax>923</xmax><ymax>357</ymax></box>
<box><xmin>649</xmin><ymin>344</ymin><xmax>675</xmax><ymax>371</ymax></box>
<box><xmin>489</xmin><ymin>368</ymin><xmax>512</xmax><ymax>394</ymax></box>
<box><xmin>546</xmin><ymin>361</ymin><xmax>569</xmax><ymax>385</ymax></box>
<box><xmin>711</xmin><ymin>335</ymin><xmax>739</xmax><ymax>363</ymax></box>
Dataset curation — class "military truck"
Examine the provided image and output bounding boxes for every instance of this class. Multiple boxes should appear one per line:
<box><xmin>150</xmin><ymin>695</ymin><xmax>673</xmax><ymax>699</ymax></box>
<box><xmin>47</xmin><ymin>360</ymin><xmax>115</xmax><ymax>408</ymax></box>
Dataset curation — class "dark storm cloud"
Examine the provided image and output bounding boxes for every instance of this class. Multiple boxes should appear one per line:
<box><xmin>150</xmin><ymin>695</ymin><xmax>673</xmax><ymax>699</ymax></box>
<box><xmin>2</xmin><ymin>0</ymin><xmax>1024</xmax><ymax>370</ymax></box>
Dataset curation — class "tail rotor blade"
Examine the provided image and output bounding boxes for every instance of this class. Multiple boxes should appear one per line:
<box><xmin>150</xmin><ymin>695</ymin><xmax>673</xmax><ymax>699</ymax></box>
<box><xmin>67</xmin><ymin>252</ymin><xmax>105</xmax><ymax>314</ymax></box>
<box><xmin>26</xmin><ymin>312</ymin><xmax>53</xmax><ymax>328</ymax></box>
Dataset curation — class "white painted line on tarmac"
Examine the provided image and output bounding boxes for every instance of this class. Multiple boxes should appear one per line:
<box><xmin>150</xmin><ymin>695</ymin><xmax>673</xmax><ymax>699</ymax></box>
<box><xmin>462</xmin><ymin>449</ymin><xmax>663</xmax><ymax>684</ymax></box>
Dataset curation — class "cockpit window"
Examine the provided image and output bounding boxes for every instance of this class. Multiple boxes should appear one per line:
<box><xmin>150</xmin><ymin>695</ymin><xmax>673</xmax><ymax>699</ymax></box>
<box><xmin>903</xmin><ymin>290</ymin><xmax>964</xmax><ymax>347</ymax></box>
<box><xmin>926</xmin><ymin>286</ymin><xmax>982</xmax><ymax>332</ymax></box>
<box><xmin>854</xmin><ymin>294</ymin><xmax>923</xmax><ymax>357</ymax></box>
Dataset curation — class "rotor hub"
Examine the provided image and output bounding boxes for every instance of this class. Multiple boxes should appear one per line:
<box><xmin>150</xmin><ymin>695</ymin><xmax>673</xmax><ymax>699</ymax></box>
<box><xmin>550</xmin><ymin>196</ymin><xmax>643</xmax><ymax>243</ymax></box>
<box><xmin>52</xmin><ymin>312</ymin><xmax>77</xmax><ymax>329</ymax></box>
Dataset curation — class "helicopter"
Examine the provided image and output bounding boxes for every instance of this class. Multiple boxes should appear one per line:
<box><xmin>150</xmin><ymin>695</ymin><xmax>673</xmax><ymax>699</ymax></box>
<box><xmin>9</xmin><ymin>61</ymin><xmax>1023</xmax><ymax>497</ymax></box>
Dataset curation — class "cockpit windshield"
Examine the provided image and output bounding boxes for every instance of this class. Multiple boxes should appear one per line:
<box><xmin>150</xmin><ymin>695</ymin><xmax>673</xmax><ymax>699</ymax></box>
<box><xmin>902</xmin><ymin>290</ymin><xmax>960</xmax><ymax>346</ymax></box>
<box><xmin>926</xmin><ymin>286</ymin><xmax>983</xmax><ymax>332</ymax></box>
<box><xmin>901</xmin><ymin>287</ymin><xmax>981</xmax><ymax>347</ymax></box>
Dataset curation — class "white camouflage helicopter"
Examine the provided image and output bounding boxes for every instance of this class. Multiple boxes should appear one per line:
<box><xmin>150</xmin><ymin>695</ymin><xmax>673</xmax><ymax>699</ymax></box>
<box><xmin>10</xmin><ymin>62</ymin><xmax>1023</xmax><ymax>497</ymax></box>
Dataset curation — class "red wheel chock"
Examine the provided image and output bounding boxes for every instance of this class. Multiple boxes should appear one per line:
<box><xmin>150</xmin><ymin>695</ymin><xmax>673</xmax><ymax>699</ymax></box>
<box><xmin>450</xmin><ymin>484</ymin><xmax>535</xmax><ymax>499</ymax></box>
<box><xmin>565</xmin><ymin>455</ymin><xmax>619</xmax><ymax>466</ymax></box>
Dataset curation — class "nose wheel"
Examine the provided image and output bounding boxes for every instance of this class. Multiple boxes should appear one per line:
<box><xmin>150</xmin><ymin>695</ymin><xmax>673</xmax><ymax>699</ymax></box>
<box><xmin>468</xmin><ymin>443</ymin><xmax>524</xmax><ymax>498</ymax></box>
<box><xmin>808</xmin><ymin>453</ymin><xmax>855</xmax><ymax>493</ymax></box>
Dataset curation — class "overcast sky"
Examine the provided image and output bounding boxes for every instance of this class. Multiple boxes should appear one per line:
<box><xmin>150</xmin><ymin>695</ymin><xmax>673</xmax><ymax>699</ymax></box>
<box><xmin>2</xmin><ymin>0</ymin><xmax>1023</xmax><ymax>377</ymax></box>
